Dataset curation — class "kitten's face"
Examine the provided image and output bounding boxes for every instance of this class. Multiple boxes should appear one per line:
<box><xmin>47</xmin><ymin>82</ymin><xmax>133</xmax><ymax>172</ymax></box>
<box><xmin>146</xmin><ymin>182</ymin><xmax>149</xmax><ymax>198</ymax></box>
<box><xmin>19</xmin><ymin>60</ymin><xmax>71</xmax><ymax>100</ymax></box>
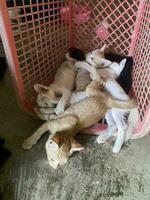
<box><xmin>34</xmin><ymin>84</ymin><xmax>60</xmax><ymax>108</ymax></box>
<box><xmin>86</xmin><ymin>45</ymin><xmax>111</xmax><ymax>67</ymax></box>
<box><xmin>36</xmin><ymin>93</ymin><xmax>57</xmax><ymax>108</ymax></box>
<box><xmin>45</xmin><ymin>132</ymin><xmax>84</xmax><ymax>169</ymax></box>
<box><xmin>86</xmin><ymin>50</ymin><xmax>105</xmax><ymax>67</ymax></box>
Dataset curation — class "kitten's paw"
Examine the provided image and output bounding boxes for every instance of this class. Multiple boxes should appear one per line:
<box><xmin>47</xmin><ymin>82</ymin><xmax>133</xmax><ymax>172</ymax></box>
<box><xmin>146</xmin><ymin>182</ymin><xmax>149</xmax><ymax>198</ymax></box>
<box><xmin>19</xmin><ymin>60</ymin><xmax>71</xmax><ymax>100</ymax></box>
<box><xmin>22</xmin><ymin>138</ymin><xmax>34</xmax><ymax>149</ymax></box>
<box><xmin>34</xmin><ymin>107</ymin><xmax>49</xmax><ymax>120</ymax></box>
<box><xmin>112</xmin><ymin>146</ymin><xmax>121</xmax><ymax>153</ymax></box>
<box><xmin>97</xmin><ymin>135</ymin><xmax>108</xmax><ymax>144</ymax></box>
<box><xmin>55</xmin><ymin>107</ymin><xmax>64</xmax><ymax>115</ymax></box>
<box><xmin>96</xmin><ymin>131</ymin><xmax>109</xmax><ymax>144</ymax></box>
<box><xmin>40</xmin><ymin>107</ymin><xmax>55</xmax><ymax>114</ymax></box>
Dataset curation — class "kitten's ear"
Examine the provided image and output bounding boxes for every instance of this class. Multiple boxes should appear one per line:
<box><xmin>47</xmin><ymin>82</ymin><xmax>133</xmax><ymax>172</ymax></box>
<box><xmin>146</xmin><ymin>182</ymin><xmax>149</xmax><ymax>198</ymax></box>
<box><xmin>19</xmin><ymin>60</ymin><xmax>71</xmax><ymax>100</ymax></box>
<box><xmin>100</xmin><ymin>58</ymin><xmax>112</xmax><ymax>66</ymax></box>
<box><xmin>46</xmin><ymin>139</ymin><xmax>59</xmax><ymax>151</ymax></box>
<box><xmin>34</xmin><ymin>84</ymin><xmax>49</xmax><ymax>94</ymax></box>
<box><xmin>100</xmin><ymin>44</ymin><xmax>106</xmax><ymax>52</ymax></box>
<box><xmin>70</xmin><ymin>138</ymin><xmax>84</xmax><ymax>155</ymax></box>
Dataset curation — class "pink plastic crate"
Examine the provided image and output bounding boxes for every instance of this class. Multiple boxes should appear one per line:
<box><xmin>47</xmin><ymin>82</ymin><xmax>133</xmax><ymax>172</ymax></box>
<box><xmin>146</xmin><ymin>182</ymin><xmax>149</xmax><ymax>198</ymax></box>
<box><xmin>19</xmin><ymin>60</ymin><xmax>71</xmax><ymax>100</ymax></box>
<box><xmin>0</xmin><ymin>0</ymin><xmax>149</xmax><ymax>138</ymax></box>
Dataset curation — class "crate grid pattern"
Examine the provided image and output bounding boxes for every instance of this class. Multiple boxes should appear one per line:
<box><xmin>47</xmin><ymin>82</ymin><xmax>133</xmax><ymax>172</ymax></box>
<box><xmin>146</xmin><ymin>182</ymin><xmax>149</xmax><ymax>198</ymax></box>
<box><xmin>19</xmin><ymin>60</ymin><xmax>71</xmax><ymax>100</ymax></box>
<box><xmin>74</xmin><ymin>0</ymin><xmax>140</xmax><ymax>54</ymax></box>
<box><xmin>1</xmin><ymin>0</ymin><xmax>150</xmax><ymax>136</ymax></box>
<box><xmin>132</xmin><ymin>0</ymin><xmax>150</xmax><ymax>122</ymax></box>
<box><xmin>7</xmin><ymin>0</ymin><xmax>69</xmax><ymax>101</ymax></box>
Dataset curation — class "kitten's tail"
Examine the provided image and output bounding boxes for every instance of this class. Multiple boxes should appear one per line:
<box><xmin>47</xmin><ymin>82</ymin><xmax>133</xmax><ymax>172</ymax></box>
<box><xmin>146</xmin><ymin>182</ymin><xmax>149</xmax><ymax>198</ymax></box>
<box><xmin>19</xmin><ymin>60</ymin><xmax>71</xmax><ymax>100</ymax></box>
<box><xmin>108</xmin><ymin>98</ymin><xmax>137</xmax><ymax>109</ymax></box>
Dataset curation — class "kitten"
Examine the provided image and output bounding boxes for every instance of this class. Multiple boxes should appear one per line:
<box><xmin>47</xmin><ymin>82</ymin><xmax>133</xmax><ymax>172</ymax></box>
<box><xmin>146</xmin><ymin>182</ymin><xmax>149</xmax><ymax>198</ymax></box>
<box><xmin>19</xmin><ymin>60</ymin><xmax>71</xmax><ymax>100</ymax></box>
<box><xmin>75</xmin><ymin>46</ymin><xmax>137</xmax><ymax>153</ymax></box>
<box><xmin>45</xmin><ymin>127</ymin><xmax>84</xmax><ymax>169</ymax></box>
<box><xmin>23</xmin><ymin>79</ymin><xmax>136</xmax><ymax>168</ymax></box>
<box><xmin>35</xmin><ymin>48</ymin><xmax>85</xmax><ymax>115</ymax></box>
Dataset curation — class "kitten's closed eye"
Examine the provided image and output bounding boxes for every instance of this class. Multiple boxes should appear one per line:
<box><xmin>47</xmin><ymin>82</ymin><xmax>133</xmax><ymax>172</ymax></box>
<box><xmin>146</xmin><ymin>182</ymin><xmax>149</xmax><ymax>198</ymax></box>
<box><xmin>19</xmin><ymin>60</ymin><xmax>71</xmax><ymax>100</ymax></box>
<box><xmin>59</xmin><ymin>161</ymin><xmax>66</xmax><ymax>165</ymax></box>
<box><xmin>46</xmin><ymin>139</ymin><xmax>59</xmax><ymax>152</ymax></box>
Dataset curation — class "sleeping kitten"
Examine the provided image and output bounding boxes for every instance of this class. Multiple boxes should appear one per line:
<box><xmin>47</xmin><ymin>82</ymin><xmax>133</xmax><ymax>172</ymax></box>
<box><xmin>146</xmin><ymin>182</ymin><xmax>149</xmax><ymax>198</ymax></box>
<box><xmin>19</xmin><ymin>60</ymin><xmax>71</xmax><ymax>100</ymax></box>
<box><xmin>35</xmin><ymin>48</ymin><xmax>85</xmax><ymax>115</ymax></box>
<box><xmin>45</xmin><ymin>128</ymin><xmax>84</xmax><ymax>169</ymax></box>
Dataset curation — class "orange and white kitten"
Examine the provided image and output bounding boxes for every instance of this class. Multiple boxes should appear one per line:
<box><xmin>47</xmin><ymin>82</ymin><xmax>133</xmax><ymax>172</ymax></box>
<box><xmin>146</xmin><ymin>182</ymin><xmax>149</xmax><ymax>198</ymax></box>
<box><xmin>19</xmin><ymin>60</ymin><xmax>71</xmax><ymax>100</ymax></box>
<box><xmin>45</xmin><ymin>127</ymin><xmax>84</xmax><ymax>169</ymax></box>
